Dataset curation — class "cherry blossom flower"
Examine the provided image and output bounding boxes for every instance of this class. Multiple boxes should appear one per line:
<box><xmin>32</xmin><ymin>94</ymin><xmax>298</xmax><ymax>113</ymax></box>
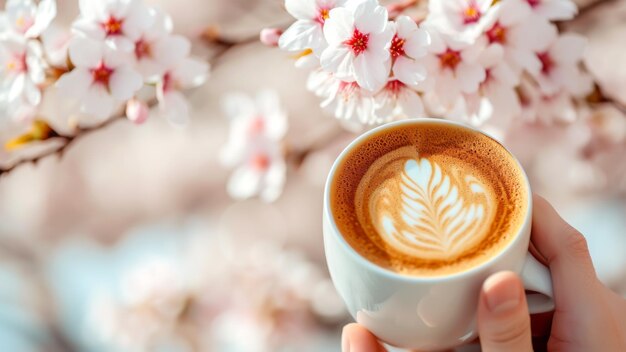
<box><xmin>321</xmin><ymin>0</ymin><xmax>393</xmax><ymax>92</ymax></box>
<box><xmin>372</xmin><ymin>80</ymin><xmax>423</xmax><ymax>123</ymax></box>
<box><xmin>307</xmin><ymin>69</ymin><xmax>374</xmax><ymax>126</ymax></box>
<box><xmin>462</xmin><ymin>44</ymin><xmax>520</xmax><ymax>126</ymax></box>
<box><xmin>220</xmin><ymin>91</ymin><xmax>288</xmax><ymax>202</ymax></box>
<box><xmin>0</xmin><ymin>0</ymin><xmax>57</xmax><ymax>38</ymax></box>
<box><xmin>73</xmin><ymin>0</ymin><xmax>154</xmax><ymax>51</ymax></box>
<box><xmin>521</xmin><ymin>0</ymin><xmax>577</xmax><ymax>21</ymax></box>
<box><xmin>156</xmin><ymin>56</ymin><xmax>209</xmax><ymax>126</ymax></box>
<box><xmin>131</xmin><ymin>8</ymin><xmax>190</xmax><ymax>81</ymax></box>
<box><xmin>417</xmin><ymin>26</ymin><xmax>486</xmax><ymax>108</ymax></box>
<box><xmin>428</xmin><ymin>0</ymin><xmax>493</xmax><ymax>37</ymax></box>
<box><xmin>388</xmin><ymin>16</ymin><xmax>430</xmax><ymax>86</ymax></box>
<box><xmin>480</xmin><ymin>0</ymin><xmax>557</xmax><ymax>74</ymax></box>
<box><xmin>55</xmin><ymin>37</ymin><xmax>143</xmax><ymax>119</ymax></box>
<box><xmin>518</xmin><ymin>77</ymin><xmax>578</xmax><ymax>124</ymax></box>
<box><xmin>279</xmin><ymin>0</ymin><xmax>346</xmax><ymax>56</ymax></box>
<box><xmin>0</xmin><ymin>36</ymin><xmax>45</xmax><ymax>118</ymax></box>
<box><xmin>529</xmin><ymin>32</ymin><xmax>593</xmax><ymax>97</ymax></box>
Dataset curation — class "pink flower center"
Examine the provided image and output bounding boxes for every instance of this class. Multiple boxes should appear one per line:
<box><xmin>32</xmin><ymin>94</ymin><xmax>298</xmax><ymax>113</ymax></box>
<box><xmin>316</xmin><ymin>8</ymin><xmax>331</xmax><ymax>25</ymax></box>
<box><xmin>384</xmin><ymin>80</ymin><xmax>404</xmax><ymax>95</ymax></box>
<box><xmin>250</xmin><ymin>153</ymin><xmax>270</xmax><ymax>171</ymax></box>
<box><xmin>527</xmin><ymin>0</ymin><xmax>541</xmax><ymax>8</ymax></box>
<box><xmin>345</xmin><ymin>29</ymin><xmax>369</xmax><ymax>56</ymax></box>
<box><xmin>463</xmin><ymin>2</ymin><xmax>482</xmax><ymax>24</ymax></box>
<box><xmin>486</xmin><ymin>22</ymin><xmax>506</xmax><ymax>44</ymax></box>
<box><xmin>135</xmin><ymin>39</ymin><xmax>152</xmax><ymax>59</ymax></box>
<box><xmin>91</xmin><ymin>62</ymin><xmax>114</xmax><ymax>88</ymax></box>
<box><xmin>537</xmin><ymin>52</ymin><xmax>554</xmax><ymax>75</ymax></box>
<box><xmin>389</xmin><ymin>35</ymin><xmax>406</xmax><ymax>59</ymax></box>
<box><xmin>162</xmin><ymin>72</ymin><xmax>174</xmax><ymax>92</ymax></box>
<box><xmin>438</xmin><ymin>49</ymin><xmax>462</xmax><ymax>71</ymax></box>
<box><xmin>6</xmin><ymin>53</ymin><xmax>27</xmax><ymax>73</ymax></box>
<box><xmin>248</xmin><ymin>116</ymin><xmax>265</xmax><ymax>135</ymax></box>
<box><xmin>103</xmin><ymin>16</ymin><xmax>124</xmax><ymax>36</ymax></box>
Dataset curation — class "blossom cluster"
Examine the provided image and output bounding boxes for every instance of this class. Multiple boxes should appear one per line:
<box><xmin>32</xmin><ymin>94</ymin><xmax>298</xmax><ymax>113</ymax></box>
<box><xmin>0</xmin><ymin>0</ymin><xmax>209</xmax><ymax>127</ymax></box>
<box><xmin>220</xmin><ymin>90</ymin><xmax>288</xmax><ymax>202</ymax></box>
<box><xmin>275</xmin><ymin>0</ymin><xmax>592</xmax><ymax>129</ymax></box>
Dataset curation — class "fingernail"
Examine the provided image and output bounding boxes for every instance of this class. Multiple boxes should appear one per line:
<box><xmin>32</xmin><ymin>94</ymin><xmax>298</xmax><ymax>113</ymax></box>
<box><xmin>342</xmin><ymin>327</ymin><xmax>350</xmax><ymax>352</ymax></box>
<box><xmin>484</xmin><ymin>273</ymin><xmax>522</xmax><ymax>314</ymax></box>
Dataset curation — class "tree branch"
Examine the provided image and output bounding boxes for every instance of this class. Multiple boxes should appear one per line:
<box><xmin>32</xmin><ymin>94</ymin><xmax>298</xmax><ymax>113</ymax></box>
<box><xmin>0</xmin><ymin>33</ymin><xmax>259</xmax><ymax>178</ymax></box>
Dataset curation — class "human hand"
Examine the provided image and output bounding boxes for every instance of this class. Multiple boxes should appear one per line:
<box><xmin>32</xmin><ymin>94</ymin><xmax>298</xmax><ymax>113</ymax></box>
<box><xmin>341</xmin><ymin>194</ymin><xmax>626</xmax><ymax>351</ymax></box>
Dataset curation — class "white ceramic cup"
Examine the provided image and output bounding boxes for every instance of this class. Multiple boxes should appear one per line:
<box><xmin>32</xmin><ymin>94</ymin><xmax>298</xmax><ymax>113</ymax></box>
<box><xmin>323</xmin><ymin>119</ymin><xmax>554</xmax><ymax>351</ymax></box>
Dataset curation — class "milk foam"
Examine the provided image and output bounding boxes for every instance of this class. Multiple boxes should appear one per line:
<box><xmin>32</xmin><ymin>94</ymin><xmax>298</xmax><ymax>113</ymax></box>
<box><xmin>357</xmin><ymin>147</ymin><xmax>497</xmax><ymax>261</ymax></box>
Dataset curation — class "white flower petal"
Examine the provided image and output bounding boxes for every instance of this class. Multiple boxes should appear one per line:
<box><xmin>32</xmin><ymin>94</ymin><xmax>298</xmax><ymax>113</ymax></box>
<box><xmin>456</xmin><ymin>62</ymin><xmax>485</xmax><ymax>93</ymax></box>
<box><xmin>320</xmin><ymin>46</ymin><xmax>355</xmax><ymax>80</ymax></box>
<box><xmin>510</xmin><ymin>16</ymin><xmax>556</xmax><ymax>52</ymax></box>
<box><xmin>122</xmin><ymin>0</ymin><xmax>154</xmax><ymax>40</ymax></box>
<box><xmin>260</xmin><ymin>161</ymin><xmax>286</xmax><ymax>202</ymax></box>
<box><xmin>324</xmin><ymin>8</ymin><xmax>354</xmax><ymax>45</ymax></box>
<box><xmin>393</xmin><ymin>56</ymin><xmax>427</xmax><ymax>86</ymax></box>
<box><xmin>109</xmin><ymin>66</ymin><xmax>143</xmax><ymax>101</ymax></box>
<box><xmin>498</xmin><ymin>0</ymin><xmax>531</xmax><ymax>26</ymax></box>
<box><xmin>398</xmin><ymin>89</ymin><xmax>423</xmax><ymax>118</ymax></box>
<box><xmin>23</xmin><ymin>77</ymin><xmax>41</xmax><ymax>106</ymax></box>
<box><xmin>353</xmin><ymin>0</ymin><xmax>388</xmax><ymax>34</ymax></box>
<box><xmin>78</xmin><ymin>0</ymin><xmax>104</xmax><ymax>20</ymax></box>
<box><xmin>227</xmin><ymin>165</ymin><xmax>263</xmax><ymax>200</ymax></box>
<box><xmin>69</xmin><ymin>37</ymin><xmax>103</xmax><ymax>68</ymax></box>
<box><xmin>222</xmin><ymin>92</ymin><xmax>256</xmax><ymax>119</ymax></box>
<box><xmin>285</xmin><ymin>0</ymin><xmax>317</xmax><ymax>20</ymax></box>
<box><xmin>550</xmin><ymin>34</ymin><xmax>586</xmax><ymax>64</ymax></box>
<box><xmin>25</xmin><ymin>0</ymin><xmax>56</xmax><ymax>38</ymax></box>
<box><xmin>55</xmin><ymin>68</ymin><xmax>92</xmax><ymax>100</ymax></box>
<box><xmin>72</xmin><ymin>18</ymin><xmax>106</xmax><ymax>40</ymax></box>
<box><xmin>278</xmin><ymin>20</ymin><xmax>321</xmax><ymax>52</ymax></box>
<box><xmin>536</xmin><ymin>0</ymin><xmax>577</xmax><ymax>21</ymax></box>
<box><xmin>395</xmin><ymin>16</ymin><xmax>417</xmax><ymax>38</ymax></box>
<box><xmin>353</xmin><ymin>52</ymin><xmax>390</xmax><ymax>92</ymax></box>
<box><xmin>404</xmin><ymin>28</ymin><xmax>430</xmax><ymax>59</ymax></box>
<box><xmin>152</xmin><ymin>35</ymin><xmax>191</xmax><ymax>68</ymax></box>
<box><xmin>82</xmin><ymin>85</ymin><xmax>115</xmax><ymax>118</ymax></box>
<box><xmin>172</xmin><ymin>58</ymin><xmax>209</xmax><ymax>88</ymax></box>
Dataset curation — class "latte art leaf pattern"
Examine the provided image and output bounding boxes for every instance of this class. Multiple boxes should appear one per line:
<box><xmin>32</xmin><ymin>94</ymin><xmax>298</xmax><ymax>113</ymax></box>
<box><xmin>372</xmin><ymin>158</ymin><xmax>493</xmax><ymax>259</ymax></box>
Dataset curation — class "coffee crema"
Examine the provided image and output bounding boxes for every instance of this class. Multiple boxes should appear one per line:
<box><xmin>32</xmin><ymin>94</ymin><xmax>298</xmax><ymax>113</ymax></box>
<box><xmin>330</xmin><ymin>122</ymin><xmax>529</xmax><ymax>277</ymax></box>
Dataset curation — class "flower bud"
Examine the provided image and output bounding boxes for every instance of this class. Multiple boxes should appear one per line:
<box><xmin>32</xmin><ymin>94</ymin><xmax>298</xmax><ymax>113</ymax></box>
<box><xmin>260</xmin><ymin>28</ymin><xmax>283</xmax><ymax>47</ymax></box>
<box><xmin>126</xmin><ymin>99</ymin><xmax>149</xmax><ymax>124</ymax></box>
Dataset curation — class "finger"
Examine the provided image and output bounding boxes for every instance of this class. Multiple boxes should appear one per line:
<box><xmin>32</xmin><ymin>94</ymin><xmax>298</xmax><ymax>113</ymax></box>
<box><xmin>478</xmin><ymin>271</ymin><xmax>533</xmax><ymax>352</ymax></box>
<box><xmin>531</xmin><ymin>194</ymin><xmax>601</xmax><ymax>308</ymax></box>
<box><xmin>342</xmin><ymin>323</ymin><xmax>386</xmax><ymax>352</ymax></box>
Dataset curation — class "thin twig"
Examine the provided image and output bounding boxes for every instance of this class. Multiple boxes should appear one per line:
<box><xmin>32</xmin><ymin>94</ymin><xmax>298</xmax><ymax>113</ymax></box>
<box><xmin>0</xmin><ymin>34</ymin><xmax>259</xmax><ymax>177</ymax></box>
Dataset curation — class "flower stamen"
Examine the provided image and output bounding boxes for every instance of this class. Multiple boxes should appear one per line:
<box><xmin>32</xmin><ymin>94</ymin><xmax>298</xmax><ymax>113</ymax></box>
<box><xmin>537</xmin><ymin>52</ymin><xmax>554</xmax><ymax>75</ymax></box>
<box><xmin>486</xmin><ymin>22</ymin><xmax>506</xmax><ymax>44</ymax></box>
<box><xmin>317</xmin><ymin>8</ymin><xmax>330</xmax><ymax>24</ymax></box>
<box><xmin>91</xmin><ymin>62</ymin><xmax>113</xmax><ymax>88</ymax></box>
<box><xmin>6</xmin><ymin>54</ymin><xmax>27</xmax><ymax>73</ymax></box>
<box><xmin>463</xmin><ymin>3</ymin><xmax>482</xmax><ymax>24</ymax></box>
<box><xmin>103</xmin><ymin>16</ymin><xmax>124</xmax><ymax>36</ymax></box>
<box><xmin>438</xmin><ymin>49</ymin><xmax>462</xmax><ymax>70</ymax></box>
<box><xmin>345</xmin><ymin>29</ymin><xmax>370</xmax><ymax>56</ymax></box>
<box><xmin>135</xmin><ymin>39</ymin><xmax>151</xmax><ymax>59</ymax></box>
<box><xmin>390</xmin><ymin>35</ymin><xmax>406</xmax><ymax>59</ymax></box>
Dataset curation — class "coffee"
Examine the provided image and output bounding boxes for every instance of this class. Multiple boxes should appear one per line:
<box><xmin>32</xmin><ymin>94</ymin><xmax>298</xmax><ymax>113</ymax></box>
<box><xmin>330</xmin><ymin>122</ymin><xmax>529</xmax><ymax>277</ymax></box>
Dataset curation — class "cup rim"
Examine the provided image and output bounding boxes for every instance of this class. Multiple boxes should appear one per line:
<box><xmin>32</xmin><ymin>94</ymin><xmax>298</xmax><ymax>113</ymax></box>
<box><xmin>324</xmin><ymin>118</ymin><xmax>533</xmax><ymax>283</ymax></box>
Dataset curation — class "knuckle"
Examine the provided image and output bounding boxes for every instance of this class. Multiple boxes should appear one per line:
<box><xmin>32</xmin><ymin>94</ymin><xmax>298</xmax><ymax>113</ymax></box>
<box><xmin>486</xmin><ymin>316</ymin><xmax>531</xmax><ymax>345</ymax></box>
<box><xmin>562</xmin><ymin>225</ymin><xmax>591</xmax><ymax>260</ymax></box>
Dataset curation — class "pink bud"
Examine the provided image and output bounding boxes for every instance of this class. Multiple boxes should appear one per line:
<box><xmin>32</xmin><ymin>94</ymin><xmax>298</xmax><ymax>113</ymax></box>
<box><xmin>126</xmin><ymin>99</ymin><xmax>149</xmax><ymax>124</ymax></box>
<box><xmin>260</xmin><ymin>28</ymin><xmax>283</xmax><ymax>47</ymax></box>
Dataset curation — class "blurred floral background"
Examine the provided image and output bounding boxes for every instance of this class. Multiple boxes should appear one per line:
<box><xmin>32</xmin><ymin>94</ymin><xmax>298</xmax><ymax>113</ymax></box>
<box><xmin>0</xmin><ymin>0</ymin><xmax>625</xmax><ymax>351</ymax></box>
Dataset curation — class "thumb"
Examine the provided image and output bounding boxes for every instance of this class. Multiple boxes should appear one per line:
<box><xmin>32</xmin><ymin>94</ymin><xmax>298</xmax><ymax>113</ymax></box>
<box><xmin>478</xmin><ymin>271</ymin><xmax>532</xmax><ymax>352</ymax></box>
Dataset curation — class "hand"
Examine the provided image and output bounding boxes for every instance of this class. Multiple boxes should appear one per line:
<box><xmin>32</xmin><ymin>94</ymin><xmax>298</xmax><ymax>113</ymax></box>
<box><xmin>341</xmin><ymin>194</ymin><xmax>626</xmax><ymax>351</ymax></box>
